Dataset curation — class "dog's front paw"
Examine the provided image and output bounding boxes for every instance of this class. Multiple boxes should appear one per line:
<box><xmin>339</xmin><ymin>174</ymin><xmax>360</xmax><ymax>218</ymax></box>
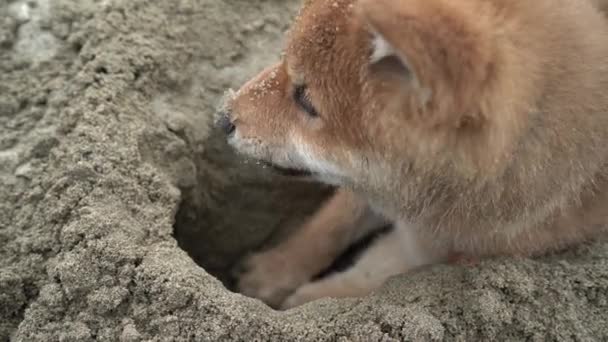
<box><xmin>234</xmin><ymin>250</ymin><xmax>310</xmax><ymax>309</ymax></box>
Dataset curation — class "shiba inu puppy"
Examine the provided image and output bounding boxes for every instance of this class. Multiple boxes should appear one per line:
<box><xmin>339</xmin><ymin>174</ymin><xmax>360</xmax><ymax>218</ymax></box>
<box><xmin>217</xmin><ymin>0</ymin><xmax>608</xmax><ymax>309</ymax></box>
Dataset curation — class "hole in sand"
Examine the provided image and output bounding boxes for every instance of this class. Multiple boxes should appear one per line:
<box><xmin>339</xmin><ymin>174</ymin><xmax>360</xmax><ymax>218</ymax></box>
<box><xmin>136</xmin><ymin>2</ymin><xmax>391</xmax><ymax>307</ymax></box>
<box><xmin>157</xmin><ymin>80</ymin><xmax>387</xmax><ymax>306</ymax></box>
<box><xmin>171</xmin><ymin>128</ymin><xmax>336</xmax><ymax>289</ymax></box>
<box><xmin>170</xmin><ymin>130</ymin><xmax>390</xmax><ymax>296</ymax></box>
<box><xmin>146</xmin><ymin>82</ymin><xmax>338</xmax><ymax>294</ymax></box>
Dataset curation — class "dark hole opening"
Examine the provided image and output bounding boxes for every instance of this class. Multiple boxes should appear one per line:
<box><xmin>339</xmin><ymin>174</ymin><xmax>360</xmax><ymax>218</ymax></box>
<box><xmin>171</xmin><ymin>131</ymin><xmax>390</xmax><ymax>299</ymax></box>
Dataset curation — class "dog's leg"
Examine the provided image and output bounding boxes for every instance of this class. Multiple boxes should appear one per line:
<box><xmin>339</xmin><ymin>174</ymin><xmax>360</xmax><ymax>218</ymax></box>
<box><xmin>235</xmin><ymin>188</ymin><xmax>387</xmax><ymax>308</ymax></box>
<box><xmin>281</xmin><ymin>222</ymin><xmax>442</xmax><ymax>309</ymax></box>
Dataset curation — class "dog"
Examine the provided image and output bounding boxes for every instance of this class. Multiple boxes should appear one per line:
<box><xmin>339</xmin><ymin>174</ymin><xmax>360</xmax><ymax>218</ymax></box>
<box><xmin>216</xmin><ymin>0</ymin><xmax>608</xmax><ymax>309</ymax></box>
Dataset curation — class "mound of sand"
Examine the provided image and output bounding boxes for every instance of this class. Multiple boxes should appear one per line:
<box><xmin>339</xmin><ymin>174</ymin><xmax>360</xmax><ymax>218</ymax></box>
<box><xmin>1</xmin><ymin>0</ymin><xmax>607</xmax><ymax>341</ymax></box>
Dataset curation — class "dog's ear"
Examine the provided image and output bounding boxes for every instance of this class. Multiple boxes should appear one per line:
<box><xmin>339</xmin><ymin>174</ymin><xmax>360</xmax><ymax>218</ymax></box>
<box><xmin>361</xmin><ymin>3</ymin><xmax>431</xmax><ymax>106</ymax></box>
<box><xmin>356</xmin><ymin>0</ymin><xmax>495</xmax><ymax>127</ymax></box>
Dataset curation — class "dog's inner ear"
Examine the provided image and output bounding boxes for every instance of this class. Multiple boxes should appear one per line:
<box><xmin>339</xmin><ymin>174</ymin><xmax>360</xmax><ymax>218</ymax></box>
<box><xmin>367</xmin><ymin>31</ymin><xmax>431</xmax><ymax>105</ymax></box>
<box><xmin>369</xmin><ymin>33</ymin><xmax>412</xmax><ymax>80</ymax></box>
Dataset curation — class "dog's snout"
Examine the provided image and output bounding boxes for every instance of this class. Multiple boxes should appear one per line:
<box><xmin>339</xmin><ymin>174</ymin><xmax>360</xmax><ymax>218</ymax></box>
<box><xmin>216</xmin><ymin>112</ymin><xmax>236</xmax><ymax>136</ymax></box>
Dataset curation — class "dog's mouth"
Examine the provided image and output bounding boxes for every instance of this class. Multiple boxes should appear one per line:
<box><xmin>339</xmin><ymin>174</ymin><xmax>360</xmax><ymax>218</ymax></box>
<box><xmin>260</xmin><ymin>161</ymin><xmax>312</xmax><ymax>177</ymax></box>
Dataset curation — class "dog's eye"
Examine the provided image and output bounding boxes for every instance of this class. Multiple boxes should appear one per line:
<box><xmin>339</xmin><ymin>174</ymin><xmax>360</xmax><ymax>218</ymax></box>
<box><xmin>293</xmin><ymin>85</ymin><xmax>319</xmax><ymax>118</ymax></box>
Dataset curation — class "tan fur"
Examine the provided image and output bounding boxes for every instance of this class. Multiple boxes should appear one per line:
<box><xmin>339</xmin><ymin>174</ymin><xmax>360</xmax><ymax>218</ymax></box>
<box><xmin>221</xmin><ymin>0</ymin><xmax>608</xmax><ymax>309</ymax></box>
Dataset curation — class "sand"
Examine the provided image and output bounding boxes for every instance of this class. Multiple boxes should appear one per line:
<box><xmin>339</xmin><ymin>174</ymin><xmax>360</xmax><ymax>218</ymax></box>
<box><xmin>1</xmin><ymin>0</ymin><xmax>607</xmax><ymax>341</ymax></box>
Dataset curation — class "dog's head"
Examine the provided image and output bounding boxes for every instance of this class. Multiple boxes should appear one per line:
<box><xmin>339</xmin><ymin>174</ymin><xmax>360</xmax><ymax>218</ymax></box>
<box><xmin>218</xmin><ymin>0</ymin><xmax>530</xmax><ymax>188</ymax></box>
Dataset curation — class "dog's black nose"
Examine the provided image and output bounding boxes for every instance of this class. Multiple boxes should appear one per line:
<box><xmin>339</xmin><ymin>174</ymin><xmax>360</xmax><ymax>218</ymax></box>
<box><xmin>216</xmin><ymin>112</ymin><xmax>236</xmax><ymax>136</ymax></box>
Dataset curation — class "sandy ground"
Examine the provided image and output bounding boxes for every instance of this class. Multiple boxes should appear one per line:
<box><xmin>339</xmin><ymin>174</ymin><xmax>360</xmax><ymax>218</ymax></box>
<box><xmin>1</xmin><ymin>0</ymin><xmax>608</xmax><ymax>341</ymax></box>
